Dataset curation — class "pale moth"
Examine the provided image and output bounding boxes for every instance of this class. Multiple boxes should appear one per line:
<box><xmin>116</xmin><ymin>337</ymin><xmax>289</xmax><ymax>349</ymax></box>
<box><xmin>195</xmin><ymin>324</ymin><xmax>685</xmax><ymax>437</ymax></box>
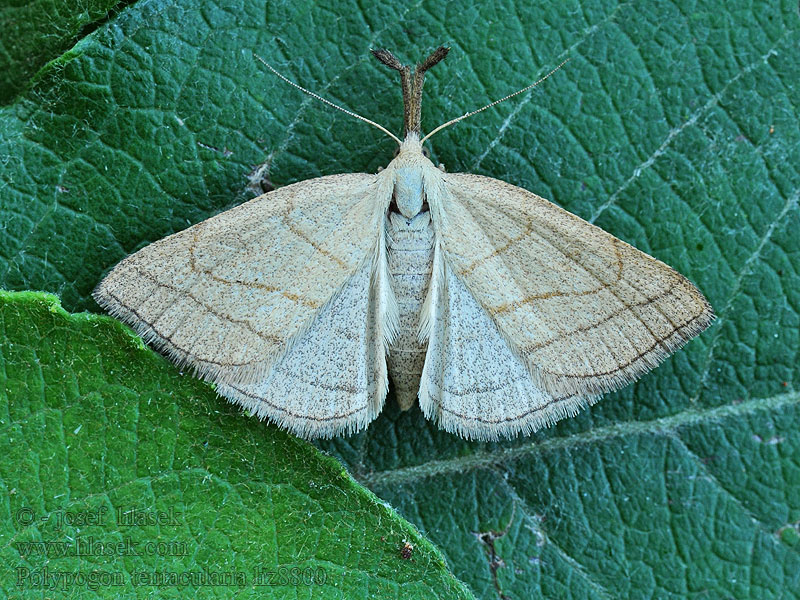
<box><xmin>94</xmin><ymin>47</ymin><xmax>714</xmax><ymax>441</ymax></box>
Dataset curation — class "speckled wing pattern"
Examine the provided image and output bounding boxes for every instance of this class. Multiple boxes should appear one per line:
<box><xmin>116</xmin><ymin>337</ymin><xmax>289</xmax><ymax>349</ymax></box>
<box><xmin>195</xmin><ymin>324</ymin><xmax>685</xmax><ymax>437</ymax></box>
<box><xmin>422</xmin><ymin>172</ymin><xmax>713</xmax><ymax>437</ymax></box>
<box><xmin>418</xmin><ymin>241</ymin><xmax>599</xmax><ymax>440</ymax></box>
<box><xmin>216</xmin><ymin>256</ymin><xmax>392</xmax><ymax>437</ymax></box>
<box><xmin>94</xmin><ymin>172</ymin><xmax>395</xmax><ymax>438</ymax></box>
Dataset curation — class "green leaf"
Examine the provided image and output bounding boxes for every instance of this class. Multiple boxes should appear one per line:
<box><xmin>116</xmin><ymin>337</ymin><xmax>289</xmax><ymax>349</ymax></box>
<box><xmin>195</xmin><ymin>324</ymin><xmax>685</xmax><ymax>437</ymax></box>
<box><xmin>1</xmin><ymin>1</ymin><xmax>799</xmax><ymax>599</ymax></box>
<box><xmin>0</xmin><ymin>0</ymin><xmax>120</xmax><ymax>104</ymax></box>
<box><xmin>0</xmin><ymin>291</ymin><xmax>474</xmax><ymax>599</ymax></box>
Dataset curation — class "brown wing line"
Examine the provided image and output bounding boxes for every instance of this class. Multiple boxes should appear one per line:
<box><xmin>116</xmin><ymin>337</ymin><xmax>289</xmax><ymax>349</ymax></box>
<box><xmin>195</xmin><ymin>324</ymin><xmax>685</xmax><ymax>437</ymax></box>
<box><xmin>436</xmin><ymin>390</ymin><xmax>588</xmax><ymax>425</ymax></box>
<box><xmin>100</xmin><ymin>269</ymin><xmax>281</xmax><ymax>368</ymax></box>
<box><xmin>539</xmin><ymin>307</ymin><xmax>712</xmax><ymax>380</ymax></box>
<box><xmin>189</xmin><ymin>227</ymin><xmax>322</xmax><ymax>309</ymax></box>
<box><xmin>220</xmin><ymin>383</ymin><xmax>368</xmax><ymax>422</ymax></box>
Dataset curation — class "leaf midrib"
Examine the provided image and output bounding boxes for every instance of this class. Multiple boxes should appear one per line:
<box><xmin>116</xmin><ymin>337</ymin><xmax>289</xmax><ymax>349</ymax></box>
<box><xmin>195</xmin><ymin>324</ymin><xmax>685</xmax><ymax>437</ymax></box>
<box><xmin>359</xmin><ymin>391</ymin><xmax>800</xmax><ymax>487</ymax></box>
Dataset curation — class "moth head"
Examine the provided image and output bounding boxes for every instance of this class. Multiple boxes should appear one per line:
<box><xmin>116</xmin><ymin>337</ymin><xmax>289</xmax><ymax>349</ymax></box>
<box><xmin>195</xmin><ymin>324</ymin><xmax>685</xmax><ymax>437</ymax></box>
<box><xmin>369</xmin><ymin>47</ymin><xmax>448</xmax><ymax>218</ymax></box>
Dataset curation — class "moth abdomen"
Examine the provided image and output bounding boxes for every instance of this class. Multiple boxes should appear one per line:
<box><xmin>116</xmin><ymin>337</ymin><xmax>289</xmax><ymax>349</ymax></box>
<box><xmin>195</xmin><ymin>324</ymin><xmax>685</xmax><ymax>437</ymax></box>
<box><xmin>385</xmin><ymin>211</ymin><xmax>435</xmax><ymax>410</ymax></box>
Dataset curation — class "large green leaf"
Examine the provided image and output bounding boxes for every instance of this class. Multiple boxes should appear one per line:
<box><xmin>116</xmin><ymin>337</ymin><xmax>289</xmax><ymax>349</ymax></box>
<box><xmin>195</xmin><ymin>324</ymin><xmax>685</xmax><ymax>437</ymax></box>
<box><xmin>1</xmin><ymin>0</ymin><xmax>799</xmax><ymax>598</ymax></box>
<box><xmin>0</xmin><ymin>0</ymin><xmax>120</xmax><ymax>104</ymax></box>
<box><xmin>0</xmin><ymin>291</ymin><xmax>474</xmax><ymax>599</ymax></box>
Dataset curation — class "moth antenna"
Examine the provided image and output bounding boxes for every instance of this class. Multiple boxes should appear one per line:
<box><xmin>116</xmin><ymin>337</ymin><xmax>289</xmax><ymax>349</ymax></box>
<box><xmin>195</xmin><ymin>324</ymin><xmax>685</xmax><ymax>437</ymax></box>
<box><xmin>421</xmin><ymin>58</ymin><xmax>570</xmax><ymax>144</ymax></box>
<box><xmin>254</xmin><ymin>52</ymin><xmax>402</xmax><ymax>145</ymax></box>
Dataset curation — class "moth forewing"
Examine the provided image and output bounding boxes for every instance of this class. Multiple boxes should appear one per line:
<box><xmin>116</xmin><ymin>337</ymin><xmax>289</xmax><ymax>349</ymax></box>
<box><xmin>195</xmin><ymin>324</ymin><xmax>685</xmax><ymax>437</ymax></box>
<box><xmin>94</xmin><ymin>173</ymin><xmax>393</xmax><ymax>438</ymax></box>
<box><xmin>432</xmin><ymin>173</ymin><xmax>714</xmax><ymax>403</ymax></box>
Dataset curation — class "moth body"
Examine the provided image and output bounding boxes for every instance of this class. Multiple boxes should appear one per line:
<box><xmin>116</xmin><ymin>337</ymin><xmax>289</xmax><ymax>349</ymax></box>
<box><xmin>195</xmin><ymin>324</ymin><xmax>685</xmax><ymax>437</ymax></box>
<box><xmin>385</xmin><ymin>209</ymin><xmax>435</xmax><ymax>410</ymax></box>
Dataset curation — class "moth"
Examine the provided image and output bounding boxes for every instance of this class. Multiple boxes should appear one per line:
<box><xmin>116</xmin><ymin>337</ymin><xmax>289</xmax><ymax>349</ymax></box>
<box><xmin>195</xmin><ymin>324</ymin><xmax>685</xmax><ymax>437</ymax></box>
<box><xmin>94</xmin><ymin>47</ymin><xmax>713</xmax><ymax>440</ymax></box>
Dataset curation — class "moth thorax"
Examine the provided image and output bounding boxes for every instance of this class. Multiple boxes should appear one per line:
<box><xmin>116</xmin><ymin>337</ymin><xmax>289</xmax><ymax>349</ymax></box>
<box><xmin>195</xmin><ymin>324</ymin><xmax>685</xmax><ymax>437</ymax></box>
<box><xmin>393</xmin><ymin>166</ymin><xmax>425</xmax><ymax>218</ymax></box>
